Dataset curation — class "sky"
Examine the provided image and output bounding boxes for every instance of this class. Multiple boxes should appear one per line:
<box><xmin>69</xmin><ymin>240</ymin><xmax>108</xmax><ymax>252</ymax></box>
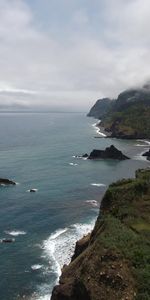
<box><xmin>0</xmin><ymin>0</ymin><xmax>150</xmax><ymax>111</ymax></box>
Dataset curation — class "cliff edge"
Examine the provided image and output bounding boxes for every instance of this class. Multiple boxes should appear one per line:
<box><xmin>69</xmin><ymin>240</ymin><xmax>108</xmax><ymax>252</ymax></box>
<box><xmin>51</xmin><ymin>168</ymin><xmax>150</xmax><ymax>300</ymax></box>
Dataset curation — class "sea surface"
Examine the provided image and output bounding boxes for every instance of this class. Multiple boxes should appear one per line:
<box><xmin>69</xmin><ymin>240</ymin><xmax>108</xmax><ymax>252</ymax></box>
<box><xmin>0</xmin><ymin>112</ymin><xmax>149</xmax><ymax>300</ymax></box>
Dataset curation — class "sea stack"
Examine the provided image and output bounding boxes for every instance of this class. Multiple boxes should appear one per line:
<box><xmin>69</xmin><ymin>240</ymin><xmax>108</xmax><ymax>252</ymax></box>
<box><xmin>83</xmin><ymin>145</ymin><xmax>129</xmax><ymax>160</ymax></box>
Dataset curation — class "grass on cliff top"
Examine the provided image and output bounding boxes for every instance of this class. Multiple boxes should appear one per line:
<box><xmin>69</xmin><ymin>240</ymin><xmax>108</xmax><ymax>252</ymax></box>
<box><xmin>93</xmin><ymin>168</ymin><xmax>150</xmax><ymax>300</ymax></box>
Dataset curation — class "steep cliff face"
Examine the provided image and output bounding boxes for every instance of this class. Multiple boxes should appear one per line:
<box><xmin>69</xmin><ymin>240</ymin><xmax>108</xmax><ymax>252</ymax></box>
<box><xmin>51</xmin><ymin>168</ymin><xmax>150</xmax><ymax>300</ymax></box>
<box><xmin>87</xmin><ymin>98</ymin><xmax>114</xmax><ymax>119</ymax></box>
<box><xmin>87</xmin><ymin>85</ymin><xmax>150</xmax><ymax>139</ymax></box>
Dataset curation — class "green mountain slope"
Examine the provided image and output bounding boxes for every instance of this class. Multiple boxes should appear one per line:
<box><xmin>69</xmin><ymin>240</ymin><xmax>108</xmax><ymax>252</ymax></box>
<box><xmin>88</xmin><ymin>86</ymin><xmax>150</xmax><ymax>139</ymax></box>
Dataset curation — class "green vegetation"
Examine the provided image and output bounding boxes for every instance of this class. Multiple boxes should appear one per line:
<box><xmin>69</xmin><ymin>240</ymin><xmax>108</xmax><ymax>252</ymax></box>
<box><xmin>101</xmin><ymin>103</ymin><xmax>150</xmax><ymax>138</ymax></box>
<box><xmin>51</xmin><ymin>169</ymin><xmax>150</xmax><ymax>300</ymax></box>
<box><xmin>95</xmin><ymin>168</ymin><xmax>150</xmax><ymax>299</ymax></box>
<box><xmin>88</xmin><ymin>86</ymin><xmax>150</xmax><ymax>139</ymax></box>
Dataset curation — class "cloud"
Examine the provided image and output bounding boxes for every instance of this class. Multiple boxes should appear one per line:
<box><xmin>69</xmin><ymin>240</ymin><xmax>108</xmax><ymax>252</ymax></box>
<box><xmin>0</xmin><ymin>0</ymin><xmax>150</xmax><ymax>110</ymax></box>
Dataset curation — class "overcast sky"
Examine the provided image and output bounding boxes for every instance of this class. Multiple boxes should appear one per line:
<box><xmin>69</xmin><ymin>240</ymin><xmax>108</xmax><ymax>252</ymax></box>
<box><xmin>0</xmin><ymin>0</ymin><xmax>150</xmax><ymax>110</ymax></box>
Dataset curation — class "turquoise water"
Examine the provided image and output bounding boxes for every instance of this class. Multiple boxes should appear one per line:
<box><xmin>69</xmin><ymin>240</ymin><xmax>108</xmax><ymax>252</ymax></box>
<box><xmin>0</xmin><ymin>112</ymin><xmax>149</xmax><ymax>300</ymax></box>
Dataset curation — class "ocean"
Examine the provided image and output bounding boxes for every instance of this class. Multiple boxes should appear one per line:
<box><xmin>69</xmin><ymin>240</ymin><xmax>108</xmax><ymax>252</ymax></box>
<box><xmin>0</xmin><ymin>112</ymin><xmax>149</xmax><ymax>300</ymax></box>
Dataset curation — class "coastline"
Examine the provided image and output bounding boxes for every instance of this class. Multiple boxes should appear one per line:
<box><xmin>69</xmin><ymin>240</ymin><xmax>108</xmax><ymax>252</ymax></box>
<box><xmin>51</xmin><ymin>168</ymin><xmax>150</xmax><ymax>300</ymax></box>
<box><xmin>1</xmin><ymin>112</ymin><xmax>150</xmax><ymax>300</ymax></box>
<box><xmin>92</xmin><ymin>120</ymin><xmax>108</xmax><ymax>137</ymax></box>
<box><xmin>49</xmin><ymin>121</ymin><xmax>150</xmax><ymax>300</ymax></box>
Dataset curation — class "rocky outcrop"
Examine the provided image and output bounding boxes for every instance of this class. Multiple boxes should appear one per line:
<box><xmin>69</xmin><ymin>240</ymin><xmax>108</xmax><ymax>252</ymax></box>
<box><xmin>71</xmin><ymin>233</ymin><xmax>90</xmax><ymax>261</ymax></box>
<box><xmin>0</xmin><ymin>178</ymin><xmax>16</xmax><ymax>185</ymax></box>
<box><xmin>142</xmin><ymin>149</ymin><xmax>150</xmax><ymax>161</ymax></box>
<box><xmin>51</xmin><ymin>168</ymin><xmax>150</xmax><ymax>300</ymax></box>
<box><xmin>82</xmin><ymin>145</ymin><xmax>129</xmax><ymax>160</ymax></box>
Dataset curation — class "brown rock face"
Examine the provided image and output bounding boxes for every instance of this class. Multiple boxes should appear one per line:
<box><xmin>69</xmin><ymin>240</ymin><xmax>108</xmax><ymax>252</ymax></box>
<box><xmin>51</xmin><ymin>279</ymin><xmax>91</xmax><ymax>300</ymax></box>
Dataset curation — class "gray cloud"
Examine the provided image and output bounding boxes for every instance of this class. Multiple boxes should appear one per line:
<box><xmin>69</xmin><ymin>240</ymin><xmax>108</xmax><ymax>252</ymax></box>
<box><xmin>0</xmin><ymin>0</ymin><xmax>150</xmax><ymax>110</ymax></box>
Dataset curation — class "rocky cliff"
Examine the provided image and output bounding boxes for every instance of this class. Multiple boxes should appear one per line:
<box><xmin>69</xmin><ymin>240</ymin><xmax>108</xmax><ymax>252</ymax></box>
<box><xmin>87</xmin><ymin>98</ymin><xmax>115</xmax><ymax>119</ymax></box>
<box><xmin>51</xmin><ymin>168</ymin><xmax>150</xmax><ymax>300</ymax></box>
<box><xmin>88</xmin><ymin>84</ymin><xmax>150</xmax><ymax>139</ymax></box>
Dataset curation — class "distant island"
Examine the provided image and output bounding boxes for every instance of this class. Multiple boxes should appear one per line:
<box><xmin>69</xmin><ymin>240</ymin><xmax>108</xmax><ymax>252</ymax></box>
<box><xmin>88</xmin><ymin>84</ymin><xmax>150</xmax><ymax>139</ymax></box>
<box><xmin>51</xmin><ymin>168</ymin><xmax>150</xmax><ymax>300</ymax></box>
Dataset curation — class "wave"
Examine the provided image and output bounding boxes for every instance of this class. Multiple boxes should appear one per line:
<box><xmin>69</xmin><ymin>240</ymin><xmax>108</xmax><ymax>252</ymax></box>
<box><xmin>42</xmin><ymin>221</ymin><xmax>95</xmax><ymax>272</ymax></box>
<box><xmin>31</xmin><ymin>264</ymin><xmax>43</xmax><ymax>271</ymax></box>
<box><xmin>133</xmin><ymin>149</ymin><xmax>150</xmax><ymax>162</ymax></box>
<box><xmin>136</xmin><ymin>140</ymin><xmax>150</xmax><ymax>145</ymax></box>
<box><xmin>33</xmin><ymin>219</ymin><xmax>96</xmax><ymax>300</ymax></box>
<box><xmin>72</xmin><ymin>155</ymin><xmax>88</xmax><ymax>160</ymax></box>
<box><xmin>92</xmin><ymin>121</ymin><xmax>106</xmax><ymax>137</ymax></box>
<box><xmin>4</xmin><ymin>230</ymin><xmax>27</xmax><ymax>236</ymax></box>
<box><xmin>135</xmin><ymin>144</ymin><xmax>148</xmax><ymax>147</ymax></box>
<box><xmin>135</xmin><ymin>140</ymin><xmax>150</xmax><ymax>147</ymax></box>
<box><xmin>85</xmin><ymin>200</ymin><xmax>99</xmax><ymax>207</ymax></box>
<box><xmin>69</xmin><ymin>163</ymin><xmax>78</xmax><ymax>166</ymax></box>
<box><xmin>91</xmin><ymin>183</ymin><xmax>106</xmax><ymax>187</ymax></box>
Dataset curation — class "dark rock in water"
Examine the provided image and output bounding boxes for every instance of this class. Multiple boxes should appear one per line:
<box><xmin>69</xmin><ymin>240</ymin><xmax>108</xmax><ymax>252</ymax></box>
<box><xmin>88</xmin><ymin>145</ymin><xmax>129</xmax><ymax>160</ymax></box>
<box><xmin>0</xmin><ymin>178</ymin><xmax>16</xmax><ymax>185</ymax></box>
<box><xmin>82</xmin><ymin>153</ymin><xmax>88</xmax><ymax>158</ymax></box>
<box><xmin>30</xmin><ymin>189</ymin><xmax>37</xmax><ymax>192</ymax></box>
<box><xmin>142</xmin><ymin>149</ymin><xmax>150</xmax><ymax>160</ymax></box>
<box><xmin>0</xmin><ymin>238</ymin><xmax>15</xmax><ymax>243</ymax></box>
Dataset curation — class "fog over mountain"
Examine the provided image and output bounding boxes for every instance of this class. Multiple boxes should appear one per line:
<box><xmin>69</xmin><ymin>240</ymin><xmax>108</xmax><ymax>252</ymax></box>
<box><xmin>0</xmin><ymin>0</ymin><xmax>150</xmax><ymax>110</ymax></box>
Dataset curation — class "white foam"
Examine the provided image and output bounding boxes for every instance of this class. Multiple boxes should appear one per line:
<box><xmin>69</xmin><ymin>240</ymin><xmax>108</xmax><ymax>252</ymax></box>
<box><xmin>69</xmin><ymin>163</ymin><xmax>78</xmax><ymax>166</ymax></box>
<box><xmin>85</xmin><ymin>200</ymin><xmax>99</xmax><ymax>207</ymax></box>
<box><xmin>137</xmin><ymin>140</ymin><xmax>150</xmax><ymax>145</ymax></box>
<box><xmin>35</xmin><ymin>219</ymin><xmax>96</xmax><ymax>299</ymax></box>
<box><xmin>31</xmin><ymin>265</ymin><xmax>43</xmax><ymax>271</ymax></box>
<box><xmin>133</xmin><ymin>148</ymin><xmax>150</xmax><ymax>162</ymax></box>
<box><xmin>92</xmin><ymin>121</ymin><xmax>106</xmax><ymax>137</ymax></box>
<box><xmin>5</xmin><ymin>230</ymin><xmax>27</xmax><ymax>236</ymax></box>
<box><xmin>91</xmin><ymin>183</ymin><xmax>106</xmax><ymax>187</ymax></box>
<box><xmin>34</xmin><ymin>294</ymin><xmax>50</xmax><ymax>300</ymax></box>
<box><xmin>42</xmin><ymin>221</ymin><xmax>95</xmax><ymax>270</ymax></box>
<box><xmin>73</xmin><ymin>155</ymin><xmax>88</xmax><ymax>160</ymax></box>
<box><xmin>135</xmin><ymin>144</ymin><xmax>148</xmax><ymax>147</ymax></box>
